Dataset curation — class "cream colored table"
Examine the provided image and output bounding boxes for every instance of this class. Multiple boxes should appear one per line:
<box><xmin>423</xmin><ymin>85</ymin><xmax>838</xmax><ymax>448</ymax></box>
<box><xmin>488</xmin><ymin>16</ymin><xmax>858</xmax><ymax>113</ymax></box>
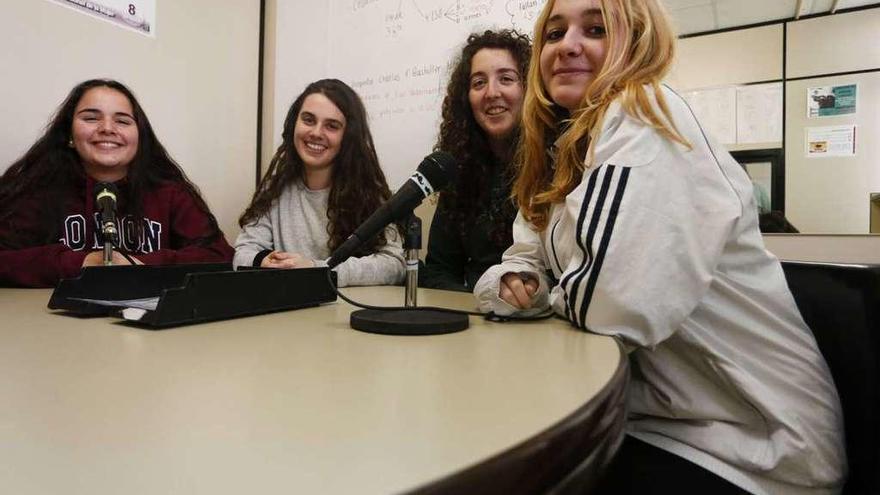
<box><xmin>0</xmin><ymin>286</ymin><xmax>627</xmax><ymax>495</ymax></box>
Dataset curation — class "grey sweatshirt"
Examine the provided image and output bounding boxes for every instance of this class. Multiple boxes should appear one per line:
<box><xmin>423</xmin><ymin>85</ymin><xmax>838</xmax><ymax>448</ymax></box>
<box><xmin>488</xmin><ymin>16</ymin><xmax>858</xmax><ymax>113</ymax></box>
<box><xmin>233</xmin><ymin>180</ymin><xmax>405</xmax><ymax>287</ymax></box>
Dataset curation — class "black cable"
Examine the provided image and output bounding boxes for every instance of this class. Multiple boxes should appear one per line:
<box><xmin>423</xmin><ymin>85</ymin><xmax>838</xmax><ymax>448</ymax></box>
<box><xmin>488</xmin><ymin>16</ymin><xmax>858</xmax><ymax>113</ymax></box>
<box><xmin>106</xmin><ymin>237</ymin><xmax>139</xmax><ymax>266</ymax></box>
<box><xmin>118</xmin><ymin>250</ymin><xmax>138</xmax><ymax>266</ymax></box>
<box><xmin>325</xmin><ymin>269</ymin><xmax>556</xmax><ymax>322</ymax></box>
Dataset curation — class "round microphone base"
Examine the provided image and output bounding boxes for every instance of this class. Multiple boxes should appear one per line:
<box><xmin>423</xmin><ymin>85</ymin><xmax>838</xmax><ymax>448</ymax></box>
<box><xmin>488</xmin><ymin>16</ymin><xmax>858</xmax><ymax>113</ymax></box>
<box><xmin>350</xmin><ymin>309</ymin><xmax>469</xmax><ymax>336</ymax></box>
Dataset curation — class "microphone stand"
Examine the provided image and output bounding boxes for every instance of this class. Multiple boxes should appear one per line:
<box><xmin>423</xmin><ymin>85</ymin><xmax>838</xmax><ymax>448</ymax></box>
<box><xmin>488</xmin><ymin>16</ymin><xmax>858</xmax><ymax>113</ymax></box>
<box><xmin>404</xmin><ymin>214</ymin><xmax>420</xmax><ymax>307</ymax></box>
<box><xmin>95</xmin><ymin>183</ymin><xmax>120</xmax><ymax>266</ymax></box>
<box><xmin>348</xmin><ymin>213</ymin><xmax>469</xmax><ymax>336</ymax></box>
<box><xmin>101</xmin><ymin>220</ymin><xmax>118</xmax><ymax>266</ymax></box>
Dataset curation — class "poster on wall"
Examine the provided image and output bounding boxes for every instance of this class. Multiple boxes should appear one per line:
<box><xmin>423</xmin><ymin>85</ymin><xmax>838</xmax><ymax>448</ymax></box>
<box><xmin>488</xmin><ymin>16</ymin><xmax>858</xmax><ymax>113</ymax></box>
<box><xmin>806</xmin><ymin>125</ymin><xmax>856</xmax><ymax>158</ymax></box>
<box><xmin>807</xmin><ymin>84</ymin><xmax>857</xmax><ymax>118</ymax></box>
<box><xmin>46</xmin><ymin>0</ymin><xmax>155</xmax><ymax>37</ymax></box>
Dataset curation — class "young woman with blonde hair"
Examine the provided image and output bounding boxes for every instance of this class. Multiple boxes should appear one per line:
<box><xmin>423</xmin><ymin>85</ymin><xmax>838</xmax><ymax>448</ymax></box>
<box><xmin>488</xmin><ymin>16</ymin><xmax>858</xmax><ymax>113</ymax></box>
<box><xmin>474</xmin><ymin>0</ymin><xmax>846</xmax><ymax>493</ymax></box>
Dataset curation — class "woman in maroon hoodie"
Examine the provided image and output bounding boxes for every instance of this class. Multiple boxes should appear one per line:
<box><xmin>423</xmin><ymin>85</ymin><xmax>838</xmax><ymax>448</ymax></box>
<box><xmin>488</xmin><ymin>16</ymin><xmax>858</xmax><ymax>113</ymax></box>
<box><xmin>0</xmin><ymin>79</ymin><xmax>233</xmax><ymax>287</ymax></box>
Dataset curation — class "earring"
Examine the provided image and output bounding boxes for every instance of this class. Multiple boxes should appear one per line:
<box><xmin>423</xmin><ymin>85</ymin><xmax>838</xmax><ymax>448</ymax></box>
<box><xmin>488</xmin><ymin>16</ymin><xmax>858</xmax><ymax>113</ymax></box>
<box><xmin>68</xmin><ymin>138</ymin><xmax>74</xmax><ymax>148</ymax></box>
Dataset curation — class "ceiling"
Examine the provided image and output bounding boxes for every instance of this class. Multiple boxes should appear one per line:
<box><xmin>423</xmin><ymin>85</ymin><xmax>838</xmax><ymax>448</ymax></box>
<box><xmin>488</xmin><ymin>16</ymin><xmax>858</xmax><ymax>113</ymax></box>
<box><xmin>663</xmin><ymin>0</ymin><xmax>880</xmax><ymax>35</ymax></box>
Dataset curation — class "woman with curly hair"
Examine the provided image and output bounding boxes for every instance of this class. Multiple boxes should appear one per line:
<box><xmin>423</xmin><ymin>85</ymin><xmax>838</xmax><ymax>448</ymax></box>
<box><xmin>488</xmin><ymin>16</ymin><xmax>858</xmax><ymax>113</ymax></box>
<box><xmin>234</xmin><ymin>79</ymin><xmax>405</xmax><ymax>287</ymax></box>
<box><xmin>475</xmin><ymin>0</ymin><xmax>844</xmax><ymax>493</ymax></box>
<box><xmin>0</xmin><ymin>79</ymin><xmax>233</xmax><ymax>288</ymax></box>
<box><xmin>420</xmin><ymin>29</ymin><xmax>531</xmax><ymax>292</ymax></box>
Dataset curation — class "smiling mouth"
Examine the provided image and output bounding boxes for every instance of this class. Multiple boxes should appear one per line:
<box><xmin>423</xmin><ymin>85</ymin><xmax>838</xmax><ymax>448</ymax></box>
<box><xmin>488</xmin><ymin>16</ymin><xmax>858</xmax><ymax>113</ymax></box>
<box><xmin>485</xmin><ymin>106</ymin><xmax>508</xmax><ymax>116</ymax></box>
<box><xmin>92</xmin><ymin>141</ymin><xmax>123</xmax><ymax>149</ymax></box>
<box><xmin>304</xmin><ymin>141</ymin><xmax>327</xmax><ymax>153</ymax></box>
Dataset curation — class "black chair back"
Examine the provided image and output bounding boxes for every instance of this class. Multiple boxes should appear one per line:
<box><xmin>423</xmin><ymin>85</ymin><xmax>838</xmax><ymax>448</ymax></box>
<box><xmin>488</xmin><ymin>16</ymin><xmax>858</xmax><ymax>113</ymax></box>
<box><xmin>781</xmin><ymin>261</ymin><xmax>880</xmax><ymax>495</ymax></box>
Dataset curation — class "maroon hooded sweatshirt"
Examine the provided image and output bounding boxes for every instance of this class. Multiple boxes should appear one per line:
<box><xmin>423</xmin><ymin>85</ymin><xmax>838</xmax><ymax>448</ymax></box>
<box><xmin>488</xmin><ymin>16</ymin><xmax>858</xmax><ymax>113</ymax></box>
<box><xmin>0</xmin><ymin>175</ymin><xmax>233</xmax><ymax>287</ymax></box>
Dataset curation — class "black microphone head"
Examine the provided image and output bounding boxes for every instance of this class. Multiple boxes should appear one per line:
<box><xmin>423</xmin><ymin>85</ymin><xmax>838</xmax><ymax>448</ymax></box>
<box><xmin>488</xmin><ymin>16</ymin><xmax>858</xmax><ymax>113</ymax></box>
<box><xmin>416</xmin><ymin>151</ymin><xmax>457</xmax><ymax>193</ymax></box>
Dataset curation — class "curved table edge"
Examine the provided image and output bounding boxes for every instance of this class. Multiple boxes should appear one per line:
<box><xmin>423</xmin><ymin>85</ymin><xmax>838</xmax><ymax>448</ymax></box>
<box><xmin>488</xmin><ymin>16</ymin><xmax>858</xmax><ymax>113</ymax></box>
<box><xmin>407</xmin><ymin>338</ymin><xmax>630</xmax><ymax>495</ymax></box>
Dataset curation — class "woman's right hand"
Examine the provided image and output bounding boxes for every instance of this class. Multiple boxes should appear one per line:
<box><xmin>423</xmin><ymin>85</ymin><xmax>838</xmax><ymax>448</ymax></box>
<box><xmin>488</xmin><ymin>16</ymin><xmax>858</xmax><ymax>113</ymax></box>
<box><xmin>261</xmin><ymin>251</ymin><xmax>315</xmax><ymax>269</ymax></box>
<box><xmin>500</xmin><ymin>272</ymin><xmax>539</xmax><ymax>309</ymax></box>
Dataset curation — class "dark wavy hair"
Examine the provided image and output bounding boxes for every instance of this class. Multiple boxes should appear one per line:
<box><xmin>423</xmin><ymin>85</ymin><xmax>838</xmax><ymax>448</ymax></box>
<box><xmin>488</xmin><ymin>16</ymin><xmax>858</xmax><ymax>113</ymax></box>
<box><xmin>435</xmin><ymin>29</ymin><xmax>531</xmax><ymax>247</ymax></box>
<box><xmin>239</xmin><ymin>79</ymin><xmax>392</xmax><ymax>255</ymax></box>
<box><xmin>0</xmin><ymin>78</ymin><xmax>223</xmax><ymax>249</ymax></box>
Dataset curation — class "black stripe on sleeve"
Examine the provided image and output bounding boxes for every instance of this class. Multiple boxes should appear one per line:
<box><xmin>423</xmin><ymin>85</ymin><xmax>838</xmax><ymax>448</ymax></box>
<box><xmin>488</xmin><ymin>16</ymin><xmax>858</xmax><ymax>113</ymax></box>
<box><xmin>549</xmin><ymin>218</ymin><xmax>564</xmax><ymax>276</ymax></box>
<box><xmin>253</xmin><ymin>249</ymin><xmax>273</xmax><ymax>267</ymax></box>
<box><xmin>566</xmin><ymin>166</ymin><xmax>617</xmax><ymax>327</ymax></box>
<box><xmin>559</xmin><ymin>167</ymin><xmax>602</xmax><ymax>322</ymax></box>
<box><xmin>576</xmin><ymin>167</ymin><xmax>630</xmax><ymax>328</ymax></box>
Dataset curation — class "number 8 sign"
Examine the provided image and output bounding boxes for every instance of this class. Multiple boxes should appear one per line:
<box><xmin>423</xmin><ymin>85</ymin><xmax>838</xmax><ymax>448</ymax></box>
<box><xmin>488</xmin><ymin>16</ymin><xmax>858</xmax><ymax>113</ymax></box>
<box><xmin>46</xmin><ymin>0</ymin><xmax>157</xmax><ymax>37</ymax></box>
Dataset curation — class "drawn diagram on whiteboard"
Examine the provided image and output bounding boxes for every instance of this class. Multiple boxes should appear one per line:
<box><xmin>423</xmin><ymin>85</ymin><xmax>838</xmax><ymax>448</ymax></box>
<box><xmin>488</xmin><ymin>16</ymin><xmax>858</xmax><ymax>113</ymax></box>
<box><xmin>412</xmin><ymin>0</ymin><xmax>493</xmax><ymax>24</ymax></box>
<box><xmin>505</xmin><ymin>0</ymin><xmax>542</xmax><ymax>31</ymax></box>
<box><xmin>46</xmin><ymin>0</ymin><xmax>155</xmax><ymax>37</ymax></box>
<box><xmin>349</xmin><ymin>62</ymin><xmax>450</xmax><ymax>122</ymax></box>
<box><xmin>334</xmin><ymin>0</ymin><xmax>545</xmax><ymax>186</ymax></box>
<box><xmin>351</xmin><ymin>0</ymin><xmax>542</xmax><ymax>39</ymax></box>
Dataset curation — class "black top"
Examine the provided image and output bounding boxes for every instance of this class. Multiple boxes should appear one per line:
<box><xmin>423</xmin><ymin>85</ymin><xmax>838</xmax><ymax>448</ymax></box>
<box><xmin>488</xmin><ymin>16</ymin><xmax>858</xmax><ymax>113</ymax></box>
<box><xmin>420</xmin><ymin>167</ymin><xmax>515</xmax><ymax>292</ymax></box>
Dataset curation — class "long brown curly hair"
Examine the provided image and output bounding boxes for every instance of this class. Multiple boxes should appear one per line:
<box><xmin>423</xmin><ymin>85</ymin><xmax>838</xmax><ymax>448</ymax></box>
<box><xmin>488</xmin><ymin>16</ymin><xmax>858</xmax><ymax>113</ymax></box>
<box><xmin>0</xmin><ymin>79</ymin><xmax>223</xmax><ymax>249</ymax></box>
<box><xmin>239</xmin><ymin>79</ymin><xmax>392</xmax><ymax>255</ymax></box>
<box><xmin>435</xmin><ymin>29</ymin><xmax>531</xmax><ymax>247</ymax></box>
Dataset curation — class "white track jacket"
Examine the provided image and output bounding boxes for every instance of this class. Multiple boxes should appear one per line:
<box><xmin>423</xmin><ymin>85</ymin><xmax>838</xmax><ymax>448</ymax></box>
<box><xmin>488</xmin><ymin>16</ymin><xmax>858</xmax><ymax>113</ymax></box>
<box><xmin>475</xmin><ymin>85</ymin><xmax>846</xmax><ymax>495</ymax></box>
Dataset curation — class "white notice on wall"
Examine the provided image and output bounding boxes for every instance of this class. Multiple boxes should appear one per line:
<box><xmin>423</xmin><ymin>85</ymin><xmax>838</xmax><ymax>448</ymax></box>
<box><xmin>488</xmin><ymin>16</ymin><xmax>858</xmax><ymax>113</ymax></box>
<box><xmin>736</xmin><ymin>83</ymin><xmax>782</xmax><ymax>144</ymax></box>
<box><xmin>806</xmin><ymin>125</ymin><xmax>856</xmax><ymax>158</ymax></box>
<box><xmin>681</xmin><ymin>86</ymin><xmax>737</xmax><ymax>145</ymax></box>
<box><xmin>46</xmin><ymin>0</ymin><xmax>155</xmax><ymax>37</ymax></box>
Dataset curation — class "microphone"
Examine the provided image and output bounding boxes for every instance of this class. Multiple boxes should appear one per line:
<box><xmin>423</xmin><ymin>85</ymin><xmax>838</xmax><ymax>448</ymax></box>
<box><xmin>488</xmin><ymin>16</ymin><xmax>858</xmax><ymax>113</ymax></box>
<box><xmin>95</xmin><ymin>182</ymin><xmax>119</xmax><ymax>240</ymax></box>
<box><xmin>95</xmin><ymin>182</ymin><xmax>119</xmax><ymax>265</ymax></box>
<box><xmin>327</xmin><ymin>151</ymin><xmax>457</xmax><ymax>268</ymax></box>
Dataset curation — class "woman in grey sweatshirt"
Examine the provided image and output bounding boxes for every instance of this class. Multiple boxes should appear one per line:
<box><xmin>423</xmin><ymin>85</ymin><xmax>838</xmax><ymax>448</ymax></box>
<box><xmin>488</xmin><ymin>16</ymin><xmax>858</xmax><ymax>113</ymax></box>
<box><xmin>234</xmin><ymin>79</ymin><xmax>405</xmax><ymax>287</ymax></box>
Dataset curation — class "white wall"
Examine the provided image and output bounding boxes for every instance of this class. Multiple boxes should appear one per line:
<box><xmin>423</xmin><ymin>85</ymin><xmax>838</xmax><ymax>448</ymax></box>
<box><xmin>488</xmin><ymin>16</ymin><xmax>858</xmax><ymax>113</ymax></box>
<box><xmin>0</xmin><ymin>0</ymin><xmax>261</xmax><ymax>240</ymax></box>
<box><xmin>787</xmin><ymin>7</ymin><xmax>880</xmax><ymax>78</ymax></box>
<box><xmin>785</xmin><ymin>72</ymin><xmax>880</xmax><ymax>233</ymax></box>
<box><xmin>667</xmin><ymin>24</ymin><xmax>783</xmax><ymax>90</ymax></box>
<box><xmin>784</xmin><ymin>8</ymin><xmax>880</xmax><ymax>234</ymax></box>
<box><xmin>669</xmin><ymin>7</ymin><xmax>880</xmax><ymax>235</ymax></box>
<box><xmin>263</xmin><ymin>1</ymin><xmax>329</xmax><ymax>173</ymax></box>
<box><xmin>764</xmin><ymin>234</ymin><xmax>880</xmax><ymax>264</ymax></box>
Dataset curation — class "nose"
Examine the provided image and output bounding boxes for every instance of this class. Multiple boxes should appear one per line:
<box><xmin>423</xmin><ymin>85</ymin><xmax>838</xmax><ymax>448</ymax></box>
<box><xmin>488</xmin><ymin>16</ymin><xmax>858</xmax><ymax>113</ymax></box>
<box><xmin>307</xmin><ymin>125</ymin><xmax>322</xmax><ymax>138</ymax></box>
<box><xmin>559</xmin><ymin>28</ymin><xmax>584</xmax><ymax>58</ymax></box>
<box><xmin>486</xmin><ymin>78</ymin><xmax>502</xmax><ymax>98</ymax></box>
<box><xmin>97</xmin><ymin>117</ymin><xmax>116</xmax><ymax>133</ymax></box>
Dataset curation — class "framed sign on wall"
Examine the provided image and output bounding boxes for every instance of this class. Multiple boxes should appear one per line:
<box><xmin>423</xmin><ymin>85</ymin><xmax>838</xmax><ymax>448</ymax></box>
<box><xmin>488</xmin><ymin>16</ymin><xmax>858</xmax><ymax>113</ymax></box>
<box><xmin>45</xmin><ymin>0</ymin><xmax>156</xmax><ymax>37</ymax></box>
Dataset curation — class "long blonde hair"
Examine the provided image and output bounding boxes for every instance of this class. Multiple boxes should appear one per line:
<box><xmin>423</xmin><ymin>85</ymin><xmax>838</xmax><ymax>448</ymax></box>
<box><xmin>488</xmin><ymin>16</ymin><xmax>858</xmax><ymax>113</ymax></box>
<box><xmin>515</xmin><ymin>0</ymin><xmax>688</xmax><ymax>230</ymax></box>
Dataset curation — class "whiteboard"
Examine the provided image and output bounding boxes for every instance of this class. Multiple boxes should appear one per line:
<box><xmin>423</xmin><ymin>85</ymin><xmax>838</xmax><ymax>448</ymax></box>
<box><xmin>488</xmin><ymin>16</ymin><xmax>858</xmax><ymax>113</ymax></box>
<box><xmin>272</xmin><ymin>0</ymin><xmax>547</xmax><ymax>188</ymax></box>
